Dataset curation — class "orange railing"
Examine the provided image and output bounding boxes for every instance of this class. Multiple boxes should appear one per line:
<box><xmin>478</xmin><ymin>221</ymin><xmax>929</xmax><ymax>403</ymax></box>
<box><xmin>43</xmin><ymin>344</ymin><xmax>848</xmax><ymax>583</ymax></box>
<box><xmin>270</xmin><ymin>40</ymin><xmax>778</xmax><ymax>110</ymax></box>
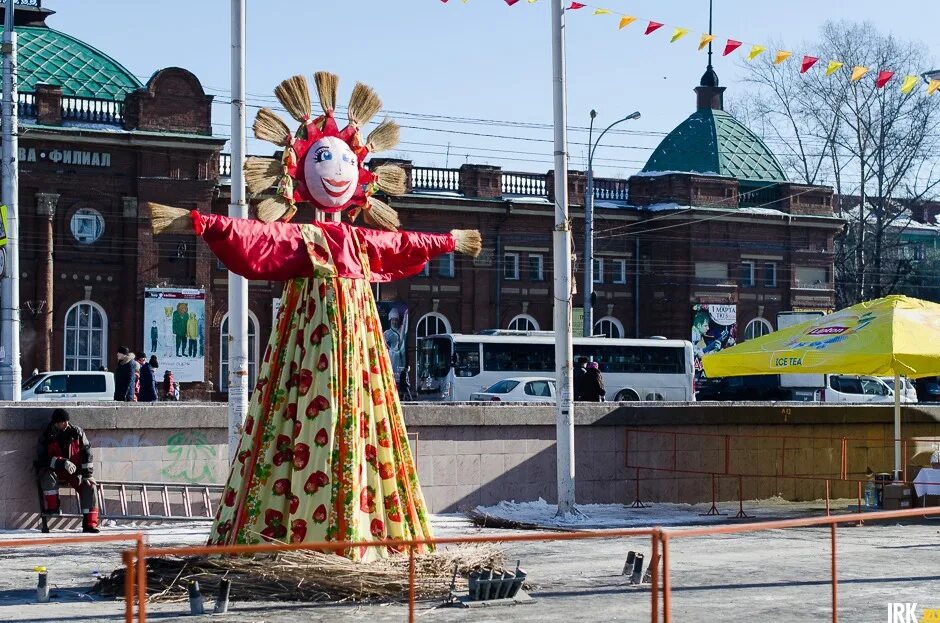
<box><xmin>115</xmin><ymin>503</ymin><xmax>940</xmax><ymax>623</ymax></box>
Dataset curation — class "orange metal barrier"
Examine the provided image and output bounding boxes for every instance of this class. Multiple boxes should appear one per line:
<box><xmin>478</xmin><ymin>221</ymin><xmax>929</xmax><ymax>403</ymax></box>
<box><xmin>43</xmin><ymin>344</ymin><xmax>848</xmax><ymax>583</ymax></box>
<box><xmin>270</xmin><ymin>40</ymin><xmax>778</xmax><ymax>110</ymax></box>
<box><xmin>0</xmin><ymin>532</ymin><xmax>145</xmax><ymax>623</ymax></box>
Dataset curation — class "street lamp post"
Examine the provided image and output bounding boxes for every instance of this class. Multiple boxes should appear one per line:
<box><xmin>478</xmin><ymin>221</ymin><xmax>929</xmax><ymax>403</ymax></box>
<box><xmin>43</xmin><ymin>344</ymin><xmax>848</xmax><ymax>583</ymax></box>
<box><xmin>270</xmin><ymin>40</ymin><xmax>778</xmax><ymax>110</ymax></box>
<box><xmin>583</xmin><ymin>110</ymin><xmax>640</xmax><ymax>338</ymax></box>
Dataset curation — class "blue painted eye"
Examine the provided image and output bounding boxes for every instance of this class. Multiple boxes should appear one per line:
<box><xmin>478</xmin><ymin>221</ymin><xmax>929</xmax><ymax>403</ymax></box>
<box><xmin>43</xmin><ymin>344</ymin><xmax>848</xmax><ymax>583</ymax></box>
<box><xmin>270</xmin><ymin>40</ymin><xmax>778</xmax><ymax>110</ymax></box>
<box><xmin>342</xmin><ymin>152</ymin><xmax>356</xmax><ymax>165</ymax></box>
<box><xmin>315</xmin><ymin>148</ymin><xmax>333</xmax><ymax>163</ymax></box>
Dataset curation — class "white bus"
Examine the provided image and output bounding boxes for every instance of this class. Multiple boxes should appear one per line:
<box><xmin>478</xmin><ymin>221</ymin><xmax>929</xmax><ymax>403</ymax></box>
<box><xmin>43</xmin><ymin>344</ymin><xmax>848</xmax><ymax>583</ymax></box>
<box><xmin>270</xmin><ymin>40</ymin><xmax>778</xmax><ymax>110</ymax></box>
<box><xmin>416</xmin><ymin>331</ymin><xmax>695</xmax><ymax>402</ymax></box>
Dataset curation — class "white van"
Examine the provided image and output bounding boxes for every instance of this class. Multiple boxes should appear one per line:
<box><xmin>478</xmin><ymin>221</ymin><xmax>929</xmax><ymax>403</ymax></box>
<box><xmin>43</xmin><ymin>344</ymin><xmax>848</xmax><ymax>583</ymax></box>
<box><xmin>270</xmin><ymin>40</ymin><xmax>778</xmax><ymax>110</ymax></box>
<box><xmin>821</xmin><ymin>375</ymin><xmax>914</xmax><ymax>403</ymax></box>
<box><xmin>21</xmin><ymin>371</ymin><xmax>115</xmax><ymax>402</ymax></box>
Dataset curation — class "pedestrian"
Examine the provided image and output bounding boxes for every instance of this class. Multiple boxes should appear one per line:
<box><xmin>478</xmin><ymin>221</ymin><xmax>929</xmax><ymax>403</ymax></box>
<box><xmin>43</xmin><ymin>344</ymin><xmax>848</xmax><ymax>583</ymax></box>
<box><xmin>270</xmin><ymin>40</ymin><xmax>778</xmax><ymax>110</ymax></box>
<box><xmin>582</xmin><ymin>361</ymin><xmax>606</xmax><ymax>402</ymax></box>
<box><xmin>573</xmin><ymin>356</ymin><xmax>588</xmax><ymax>401</ymax></box>
<box><xmin>138</xmin><ymin>354</ymin><xmax>159</xmax><ymax>403</ymax></box>
<box><xmin>163</xmin><ymin>369</ymin><xmax>179</xmax><ymax>401</ymax></box>
<box><xmin>36</xmin><ymin>408</ymin><xmax>99</xmax><ymax>533</ymax></box>
<box><xmin>399</xmin><ymin>365</ymin><xmax>414</xmax><ymax>401</ymax></box>
<box><xmin>113</xmin><ymin>346</ymin><xmax>138</xmax><ymax>402</ymax></box>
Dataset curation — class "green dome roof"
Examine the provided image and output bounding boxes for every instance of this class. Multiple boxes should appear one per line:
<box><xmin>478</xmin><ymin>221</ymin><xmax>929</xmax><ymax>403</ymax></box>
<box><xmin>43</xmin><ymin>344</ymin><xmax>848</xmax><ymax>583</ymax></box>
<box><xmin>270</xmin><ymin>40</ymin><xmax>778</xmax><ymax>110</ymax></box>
<box><xmin>642</xmin><ymin>108</ymin><xmax>787</xmax><ymax>183</ymax></box>
<box><xmin>12</xmin><ymin>26</ymin><xmax>142</xmax><ymax>100</ymax></box>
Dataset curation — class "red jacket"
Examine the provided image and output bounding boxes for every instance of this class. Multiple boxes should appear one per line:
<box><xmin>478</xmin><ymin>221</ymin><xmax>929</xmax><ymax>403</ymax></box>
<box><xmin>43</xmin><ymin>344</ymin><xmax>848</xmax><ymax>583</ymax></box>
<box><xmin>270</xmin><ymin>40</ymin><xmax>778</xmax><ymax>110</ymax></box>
<box><xmin>37</xmin><ymin>423</ymin><xmax>94</xmax><ymax>476</ymax></box>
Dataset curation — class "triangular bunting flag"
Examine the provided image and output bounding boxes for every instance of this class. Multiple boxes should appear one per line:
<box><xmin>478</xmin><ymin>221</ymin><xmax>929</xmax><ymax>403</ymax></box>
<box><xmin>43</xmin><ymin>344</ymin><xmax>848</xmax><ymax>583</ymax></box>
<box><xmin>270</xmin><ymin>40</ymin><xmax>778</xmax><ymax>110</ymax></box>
<box><xmin>928</xmin><ymin>79</ymin><xmax>940</xmax><ymax>96</ymax></box>
<box><xmin>698</xmin><ymin>34</ymin><xmax>716</xmax><ymax>50</ymax></box>
<box><xmin>900</xmin><ymin>75</ymin><xmax>919</xmax><ymax>94</ymax></box>
<box><xmin>747</xmin><ymin>45</ymin><xmax>766</xmax><ymax>61</ymax></box>
<box><xmin>722</xmin><ymin>39</ymin><xmax>742</xmax><ymax>56</ymax></box>
<box><xmin>618</xmin><ymin>16</ymin><xmax>637</xmax><ymax>29</ymax></box>
<box><xmin>593</xmin><ymin>8</ymin><xmax>611</xmax><ymax>15</ymax></box>
<box><xmin>773</xmin><ymin>50</ymin><xmax>792</xmax><ymax>64</ymax></box>
<box><xmin>644</xmin><ymin>21</ymin><xmax>664</xmax><ymax>35</ymax></box>
<box><xmin>875</xmin><ymin>70</ymin><xmax>895</xmax><ymax>89</ymax></box>
<box><xmin>800</xmin><ymin>56</ymin><xmax>819</xmax><ymax>73</ymax></box>
<box><xmin>825</xmin><ymin>60</ymin><xmax>843</xmax><ymax>76</ymax></box>
<box><xmin>567</xmin><ymin>2</ymin><xmax>585</xmax><ymax>9</ymax></box>
<box><xmin>850</xmin><ymin>66</ymin><xmax>869</xmax><ymax>82</ymax></box>
<box><xmin>670</xmin><ymin>27</ymin><xmax>690</xmax><ymax>43</ymax></box>
<box><xmin>505</xmin><ymin>0</ymin><xmax>521</xmax><ymax>5</ymax></box>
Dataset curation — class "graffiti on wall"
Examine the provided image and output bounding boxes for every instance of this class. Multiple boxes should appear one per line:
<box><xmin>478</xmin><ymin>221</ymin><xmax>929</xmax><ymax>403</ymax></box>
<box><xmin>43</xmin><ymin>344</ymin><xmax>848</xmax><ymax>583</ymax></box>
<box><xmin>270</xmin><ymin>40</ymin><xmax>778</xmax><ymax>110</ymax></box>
<box><xmin>160</xmin><ymin>431</ymin><xmax>218</xmax><ymax>484</ymax></box>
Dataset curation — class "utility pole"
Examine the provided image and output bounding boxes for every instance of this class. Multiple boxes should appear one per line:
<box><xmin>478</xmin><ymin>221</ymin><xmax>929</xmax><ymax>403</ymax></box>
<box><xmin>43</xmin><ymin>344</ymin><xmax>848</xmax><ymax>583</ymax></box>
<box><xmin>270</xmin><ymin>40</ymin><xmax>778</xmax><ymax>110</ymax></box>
<box><xmin>0</xmin><ymin>0</ymin><xmax>21</xmax><ymax>401</ymax></box>
<box><xmin>550</xmin><ymin>0</ymin><xmax>575</xmax><ymax>516</ymax></box>
<box><xmin>227</xmin><ymin>0</ymin><xmax>249</xmax><ymax>459</ymax></box>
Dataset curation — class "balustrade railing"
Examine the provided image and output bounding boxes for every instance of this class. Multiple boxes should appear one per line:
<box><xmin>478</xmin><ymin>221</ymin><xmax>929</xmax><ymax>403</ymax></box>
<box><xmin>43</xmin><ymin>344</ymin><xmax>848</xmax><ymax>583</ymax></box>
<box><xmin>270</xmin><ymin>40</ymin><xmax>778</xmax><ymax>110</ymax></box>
<box><xmin>593</xmin><ymin>177</ymin><xmax>629</xmax><ymax>201</ymax></box>
<box><xmin>501</xmin><ymin>171</ymin><xmax>546</xmax><ymax>196</ymax></box>
<box><xmin>17</xmin><ymin>92</ymin><xmax>34</xmax><ymax>118</ymax></box>
<box><xmin>411</xmin><ymin>166</ymin><xmax>459</xmax><ymax>192</ymax></box>
<box><xmin>61</xmin><ymin>96</ymin><xmax>124</xmax><ymax>125</ymax></box>
<box><xmin>219</xmin><ymin>153</ymin><xmax>232</xmax><ymax>177</ymax></box>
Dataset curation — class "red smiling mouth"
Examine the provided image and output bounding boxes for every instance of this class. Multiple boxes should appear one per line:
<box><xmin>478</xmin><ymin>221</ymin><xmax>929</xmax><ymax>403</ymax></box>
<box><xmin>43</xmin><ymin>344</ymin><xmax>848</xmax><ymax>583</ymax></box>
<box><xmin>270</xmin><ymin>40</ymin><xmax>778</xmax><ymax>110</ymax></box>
<box><xmin>321</xmin><ymin>178</ymin><xmax>351</xmax><ymax>198</ymax></box>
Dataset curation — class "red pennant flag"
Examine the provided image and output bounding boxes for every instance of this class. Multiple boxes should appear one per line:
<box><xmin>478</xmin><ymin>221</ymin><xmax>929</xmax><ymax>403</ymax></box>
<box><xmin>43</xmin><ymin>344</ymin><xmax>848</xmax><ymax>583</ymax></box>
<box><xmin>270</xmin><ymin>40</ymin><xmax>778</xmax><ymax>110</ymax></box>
<box><xmin>644</xmin><ymin>21</ymin><xmax>664</xmax><ymax>35</ymax></box>
<box><xmin>505</xmin><ymin>0</ymin><xmax>520</xmax><ymax>4</ymax></box>
<box><xmin>875</xmin><ymin>70</ymin><xmax>895</xmax><ymax>89</ymax></box>
<box><xmin>567</xmin><ymin>2</ymin><xmax>586</xmax><ymax>8</ymax></box>
<box><xmin>722</xmin><ymin>39</ymin><xmax>742</xmax><ymax>56</ymax></box>
<box><xmin>800</xmin><ymin>56</ymin><xmax>819</xmax><ymax>73</ymax></box>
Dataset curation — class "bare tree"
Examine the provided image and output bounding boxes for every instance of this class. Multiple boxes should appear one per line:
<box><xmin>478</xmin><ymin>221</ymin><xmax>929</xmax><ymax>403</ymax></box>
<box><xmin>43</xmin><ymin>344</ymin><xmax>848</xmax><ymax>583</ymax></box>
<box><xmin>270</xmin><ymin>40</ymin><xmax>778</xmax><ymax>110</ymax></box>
<box><xmin>736</xmin><ymin>21</ymin><xmax>940</xmax><ymax>307</ymax></box>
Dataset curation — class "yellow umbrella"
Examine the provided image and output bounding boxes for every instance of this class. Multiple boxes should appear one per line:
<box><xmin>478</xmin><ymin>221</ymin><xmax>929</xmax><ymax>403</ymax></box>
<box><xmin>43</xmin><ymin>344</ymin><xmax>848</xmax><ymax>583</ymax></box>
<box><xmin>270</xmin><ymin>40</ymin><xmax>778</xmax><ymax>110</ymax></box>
<box><xmin>702</xmin><ymin>295</ymin><xmax>940</xmax><ymax>478</ymax></box>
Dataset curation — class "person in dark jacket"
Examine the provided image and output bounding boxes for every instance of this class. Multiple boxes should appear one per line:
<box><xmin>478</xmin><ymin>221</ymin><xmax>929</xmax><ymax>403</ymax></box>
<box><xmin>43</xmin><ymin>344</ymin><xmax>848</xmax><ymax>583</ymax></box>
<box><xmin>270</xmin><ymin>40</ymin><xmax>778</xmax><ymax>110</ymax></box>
<box><xmin>37</xmin><ymin>409</ymin><xmax>99</xmax><ymax>532</ymax></box>
<box><xmin>398</xmin><ymin>365</ymin><xmax>414</xmax><ymax>401</ymax></box>
<box><xmin>582</xmin><ymin>361</ymin><xmax>606</xmax><ymax>402</ymax></box>
<box><xmin>573</xmin><ymin>356</ymin><xmax>588</xmax><ymax>401</ymax></box>
<box><xmin>113</xmin><ymin>346</ymin><xmax>138</xmax><ymax>402</ymax></box>
<box><xmin>137</xmin><ymin>353</ymin><xmax>158</xmax><ymax>403</ymax></box>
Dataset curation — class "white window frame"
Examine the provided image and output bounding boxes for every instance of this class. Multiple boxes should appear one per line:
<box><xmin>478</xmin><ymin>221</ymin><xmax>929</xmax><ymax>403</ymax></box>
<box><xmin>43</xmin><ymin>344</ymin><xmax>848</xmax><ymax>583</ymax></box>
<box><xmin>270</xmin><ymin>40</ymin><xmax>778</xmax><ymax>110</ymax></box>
<box><xmin>794</xmin><ymin>266</ymin><xmax>828</xmax><ymax>289</ymax></box>
<box><xmin>528</xmin><ymin>254</ymin><xmax>544</xmax><ymax>281</ymax></box>
<box><xmin>593</xmin><ymin>257</ymin><xmax>604</xmax><ymax>284</ymax></box>
<box><xmin>740</xmin><ymin>260</ymin><xmax>756</xmax><ymax>288</ymax></box>
<box><xmin>220</xmin><ymin>310</ymin><xmax>259</xmax><ymax>393</ymax></box>
<box><xmin>63</xmin><ymin>300</ymin><xmax>108</xmax><ymax>371</ymax></box>
<box><xmin>611</xmin><ymin>258</ymin><xmax>627</xmax><ymax>284</ymax></box>
<box><xmin>594</xmin><ymin>315</ymin><xmax>624</xmax><ymax>339</ymax></box>
<box><xmin>438</xmin><ymin>253</ymin><xmax>455</xmax><ymax>278</ymax></box>
<box><xmin>415</xmin><ymin>312</ymin><xmax>451</xmax><ymax>340</ymax></box>
<box><xmin>419</xmin><ymin>262</ymin><xmax>430</xmax><ymax>277</ymax></box>
<box><xmin>764</xmin><ymin>262</ymin><xmax>778</xmax><ymax>288</ymax></box>
<box><xmin>507</xmin><ymin>314</ymin><xmax>540</xmax><ymax>331</ymax></box>
<box><xmin>743</xmin><ymin>317</ymin><xmax>774</xmax><ymax>341</ymax></box>
<box><xmin>504</xmin><ymin>252</ymin><xmax>520</xmax><ymax>281</ymax></box>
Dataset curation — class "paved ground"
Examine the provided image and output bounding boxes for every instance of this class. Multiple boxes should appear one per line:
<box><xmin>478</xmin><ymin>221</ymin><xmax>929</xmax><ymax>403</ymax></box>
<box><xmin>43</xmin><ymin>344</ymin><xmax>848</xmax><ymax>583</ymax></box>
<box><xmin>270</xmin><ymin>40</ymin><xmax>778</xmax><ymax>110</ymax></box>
<box><xmin>1</xmin><ymin>502</ymin><xmax>938</xmax><ymax>623</ymax></box>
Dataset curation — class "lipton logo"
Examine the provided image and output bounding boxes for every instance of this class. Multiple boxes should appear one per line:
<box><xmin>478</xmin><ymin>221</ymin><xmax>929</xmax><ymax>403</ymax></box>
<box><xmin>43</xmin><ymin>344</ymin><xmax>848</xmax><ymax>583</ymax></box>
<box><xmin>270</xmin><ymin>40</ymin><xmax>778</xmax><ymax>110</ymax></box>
<box><xmin>807</xmin><ymin>326</ymin><xmax>848</xmax><ymax>336</ymax></box>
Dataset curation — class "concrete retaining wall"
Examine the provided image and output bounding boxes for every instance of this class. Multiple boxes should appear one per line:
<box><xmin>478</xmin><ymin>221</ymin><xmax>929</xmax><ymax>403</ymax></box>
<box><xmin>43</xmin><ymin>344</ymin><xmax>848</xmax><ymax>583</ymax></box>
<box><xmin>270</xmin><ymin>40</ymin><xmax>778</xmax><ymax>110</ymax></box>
<box><xmin>2</xmin><ymin>402</ymin><xmax>939</xmax><ymax>527</ymax></box>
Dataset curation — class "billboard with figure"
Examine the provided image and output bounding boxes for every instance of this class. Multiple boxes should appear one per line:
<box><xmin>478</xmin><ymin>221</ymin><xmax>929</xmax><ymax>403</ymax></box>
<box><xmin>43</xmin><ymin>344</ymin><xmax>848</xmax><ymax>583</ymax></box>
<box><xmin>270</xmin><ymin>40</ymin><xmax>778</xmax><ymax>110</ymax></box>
<box><xmin>692</xmin><ymin>304</ymin><xmax>737</xmax><ymax>374</ymax></box>
<box><xmin>376</xmin><ymin>301</ymin><xmax>409</xmax><ymax>381</ymax></box>
<box><xmin>144</xmin><ymin>288</ymin><xmax>206</xmax><ymax>382</ymax></box>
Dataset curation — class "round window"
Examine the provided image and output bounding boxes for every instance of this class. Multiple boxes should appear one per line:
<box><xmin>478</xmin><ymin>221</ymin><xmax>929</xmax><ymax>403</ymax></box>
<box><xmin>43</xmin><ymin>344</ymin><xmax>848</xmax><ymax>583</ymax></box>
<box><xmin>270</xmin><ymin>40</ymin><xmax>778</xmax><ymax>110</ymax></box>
<box><xmin>70</xmin><ymin>208</ymin><xmax>105</xmax><ymax>244</ymax></box>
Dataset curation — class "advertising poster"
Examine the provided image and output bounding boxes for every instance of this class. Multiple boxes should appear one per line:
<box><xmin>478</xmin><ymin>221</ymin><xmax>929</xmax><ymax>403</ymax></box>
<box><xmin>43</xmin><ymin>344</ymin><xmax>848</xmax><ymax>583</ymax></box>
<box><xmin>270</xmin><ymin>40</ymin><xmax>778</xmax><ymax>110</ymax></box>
<box><xmin>144</xmin><ymin>288</ymin><xmax>206</xmax><ymax>382</ymax></box>
<box><xmin>376</xmin><ymin>301</ymin><xmax>409</xmax><ymax>380</ymax></box>
<box><xmin>692</xmin><ymin>304</ymin><xmax>737</xmax><ymax>374</ymax></box>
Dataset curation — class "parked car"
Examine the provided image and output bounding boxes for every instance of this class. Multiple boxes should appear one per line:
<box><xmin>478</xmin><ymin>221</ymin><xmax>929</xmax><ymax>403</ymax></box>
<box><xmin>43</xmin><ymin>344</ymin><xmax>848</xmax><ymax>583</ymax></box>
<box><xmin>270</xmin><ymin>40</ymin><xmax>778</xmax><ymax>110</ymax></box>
<box><xmin>823</xmin><ymin>375</ymin><xmax>914</xmax><ymax>403</ymax></box>
<box><xmin>469</xmin><ymin>377</ymin><xmax>556</xmax><ymax>402</ymax></box>
<box><xmin>695</xmin><ymin>373</ymin><xmax>911</xmax><ymax>403</ymax></box>
<box><xmin>878</xmin><ymin>376</ymin><xmax>918</xmax><ymax>402</ymax></box>
<box><xmin>914</xmin><ymin>377</ymin><xmax>940</xmax><ymax>403</ymax></box>
<box><xmin>21</xmin><ymin>371</ymin><xmax>115</xmax><ymax>402</ymax></box>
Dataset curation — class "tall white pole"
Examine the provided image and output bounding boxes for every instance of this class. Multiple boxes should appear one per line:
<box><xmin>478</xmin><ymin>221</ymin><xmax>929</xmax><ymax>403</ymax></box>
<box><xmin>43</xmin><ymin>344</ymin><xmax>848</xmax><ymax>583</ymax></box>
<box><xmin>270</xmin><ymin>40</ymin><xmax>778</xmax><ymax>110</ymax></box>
<box><xmin>0</xmin><ymin>2</ymin><xmax>21</xmax><ymax>401</ymax></box>
<box><xmin>583</xmin><ymin>115</ymin><xmax>594</xmax><ymax>338</ymax></box>
<box><xmin>893</xmin><ymin>371</ymin><xmax>901</xmax><ymax>480</ymax></box>
<box><xmin>227</xmin><ymin>0</ymin><xmax>249</xmax><ymax>460</ymax></box>
<box><xmin>551</xmin><ymin>0</ymin><xmax>576</xmax><ymax>515</ymax></box>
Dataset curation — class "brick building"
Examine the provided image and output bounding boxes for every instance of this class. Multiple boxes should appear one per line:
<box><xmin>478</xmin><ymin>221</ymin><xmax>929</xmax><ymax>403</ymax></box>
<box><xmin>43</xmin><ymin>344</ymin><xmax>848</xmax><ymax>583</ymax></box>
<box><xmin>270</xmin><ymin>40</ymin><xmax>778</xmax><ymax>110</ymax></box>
<box><xmin>4</xmin><ymin>1</ymin><xmax>224</xmax><ymax>395</ymax></box>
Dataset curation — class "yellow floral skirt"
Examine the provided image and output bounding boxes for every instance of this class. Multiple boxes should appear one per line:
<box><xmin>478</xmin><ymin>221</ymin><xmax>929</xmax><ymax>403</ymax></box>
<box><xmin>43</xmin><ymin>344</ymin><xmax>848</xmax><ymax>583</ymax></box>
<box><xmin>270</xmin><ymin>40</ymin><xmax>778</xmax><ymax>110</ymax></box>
<box><xmin>209</xmin><ymin>276</ymin><xmax>431</xmax><ymax>560</ymax></box>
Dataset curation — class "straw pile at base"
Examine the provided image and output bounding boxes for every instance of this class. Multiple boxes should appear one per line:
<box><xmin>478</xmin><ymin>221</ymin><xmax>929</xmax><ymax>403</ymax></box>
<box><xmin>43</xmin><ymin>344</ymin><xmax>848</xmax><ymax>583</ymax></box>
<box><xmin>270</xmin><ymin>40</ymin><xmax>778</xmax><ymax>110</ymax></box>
<box><xmin>94</xmin><ymin>544</ymin><xmax>504</xmax><ymax>603</ymax></box>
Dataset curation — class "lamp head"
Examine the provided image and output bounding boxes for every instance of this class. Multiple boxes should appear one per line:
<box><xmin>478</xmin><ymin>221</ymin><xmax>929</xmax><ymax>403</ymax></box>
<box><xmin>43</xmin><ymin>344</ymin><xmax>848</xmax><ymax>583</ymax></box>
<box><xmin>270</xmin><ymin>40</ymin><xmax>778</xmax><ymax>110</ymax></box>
<box><xmin>626</xmin><ymin>111</ymin><xmax>641</xmax><ymax>121</ymax></box>
<box><xmin>589</xmin><ymin>109</ymin><xmax>597</xmax><ymax>119</ymax></box>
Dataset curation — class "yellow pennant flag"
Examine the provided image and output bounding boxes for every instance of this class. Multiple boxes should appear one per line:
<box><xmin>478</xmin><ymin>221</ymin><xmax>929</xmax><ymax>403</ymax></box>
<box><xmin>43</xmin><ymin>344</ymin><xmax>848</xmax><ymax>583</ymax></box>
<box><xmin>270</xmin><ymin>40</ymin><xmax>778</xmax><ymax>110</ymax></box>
<box><xmin>593</xmin><ymin>8</ymin><xmax>611</xmax><ymax>15</ymax></box>
<box><xmin>929</xmin><ymin>79</ymin><xmax>940</xmax><ymax>96</ymax></box>
<box><xmin>773</xmin><ymin>50</ymin><xmax>792</xmax><ymax>64</ymax></box>
<box><xmin>850</xmin><ymin>66</ymin><xmax>868</xmax><ymax>82</ymax></box>
<box><xmin>670</xmin><ymin>27</ymin><xmax>689</xmax><ymax>43</ymax></box>
<box><xmin>900</xmin><ymin>75</ymin><xmax>919</xmax><ymax>94</ymax></box>
<box><xmin>698</xmin><ymin>33</ymin><xmax>716</xmax><ymax>50</ymax></box>
<box><xmin>825</xmin><ymin>60</ymin><xmax>843</xmax><ymax>76</ymax></box>
<box><xmin>747</xmin><ymin>45</ymin><xmax>766</xmax><ymax>61</ymax></box>
<box><xmin>618</xmin><ymin>15</ymin><xmax>636</xmax><ymax>29</ymax></box>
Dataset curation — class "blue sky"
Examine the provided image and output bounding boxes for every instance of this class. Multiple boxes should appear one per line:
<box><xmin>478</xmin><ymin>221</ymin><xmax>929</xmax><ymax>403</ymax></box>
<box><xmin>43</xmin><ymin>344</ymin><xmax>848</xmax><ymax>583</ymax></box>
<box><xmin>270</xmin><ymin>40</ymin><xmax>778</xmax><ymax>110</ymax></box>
<box><xmin>49</xmin><ymin>0</ymin><xmax>939</xmax><ymax>178</ymax></box>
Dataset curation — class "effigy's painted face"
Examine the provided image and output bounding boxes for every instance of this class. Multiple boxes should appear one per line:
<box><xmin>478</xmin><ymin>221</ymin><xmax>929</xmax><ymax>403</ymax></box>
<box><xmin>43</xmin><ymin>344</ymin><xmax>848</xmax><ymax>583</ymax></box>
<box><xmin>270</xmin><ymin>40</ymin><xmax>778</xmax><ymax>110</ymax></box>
<box><xmin>303</xmin><ymin>136</ymin><xmax>359</xmax><ymax>209</ymax></box>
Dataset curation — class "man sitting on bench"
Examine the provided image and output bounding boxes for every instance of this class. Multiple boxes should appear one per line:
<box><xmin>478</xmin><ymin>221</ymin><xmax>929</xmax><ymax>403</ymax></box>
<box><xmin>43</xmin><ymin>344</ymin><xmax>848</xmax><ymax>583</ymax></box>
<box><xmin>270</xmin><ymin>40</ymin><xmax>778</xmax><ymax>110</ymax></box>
<box><xmin>37</xmin><ymin>409</ymin><xmax>99</xmax><ymax>533</ymax></box>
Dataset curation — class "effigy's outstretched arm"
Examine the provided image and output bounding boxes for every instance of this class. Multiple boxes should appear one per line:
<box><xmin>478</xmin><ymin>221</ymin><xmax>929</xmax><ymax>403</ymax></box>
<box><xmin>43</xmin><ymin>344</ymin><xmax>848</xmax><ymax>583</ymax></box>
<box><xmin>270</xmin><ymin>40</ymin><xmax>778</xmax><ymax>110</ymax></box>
<box><xmin>355</xmin><ymin>226</ymin><xmax>481</xmax><ymax>282</ymax></box>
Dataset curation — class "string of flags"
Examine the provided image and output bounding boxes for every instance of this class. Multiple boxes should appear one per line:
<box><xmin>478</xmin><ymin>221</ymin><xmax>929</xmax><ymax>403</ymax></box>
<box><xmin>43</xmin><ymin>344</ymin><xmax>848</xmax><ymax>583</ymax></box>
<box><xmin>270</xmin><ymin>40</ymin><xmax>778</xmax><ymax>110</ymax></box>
<box><xmin>439</xmin><ymin>0</ymin><xmax>940</xmax><ymax>96</ymax></box>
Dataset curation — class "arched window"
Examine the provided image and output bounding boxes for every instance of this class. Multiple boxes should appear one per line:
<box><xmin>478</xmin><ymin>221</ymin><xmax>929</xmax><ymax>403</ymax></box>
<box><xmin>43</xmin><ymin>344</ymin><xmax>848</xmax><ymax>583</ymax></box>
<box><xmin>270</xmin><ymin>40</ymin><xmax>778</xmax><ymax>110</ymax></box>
<box><xmin>744</xmin><ymin>317</ymin><xmax>774</xmax><ymax>341</ymax></box>
<box><xmin>507</xmin><ymin>314</ymin><xmax>540</xmax><ymax>331</ymax></box>
<box><xmin>415</xmin><ymin>312</ymin><xmax>451</xmax><ymax>341</ymax></box>
<box><xmin>220</xmin><ymin>311</ymin><xmax>259</xmax><ymax>392</ymax></box>
<box><xmin>63</xmin><ymin>301</ymin><xmax>107</xmax><ymax>371</ymax></box>
<box><xmin>594</xmin><ymin>316</ymin><xmax>624</xmax><ymax>339</ymax></box>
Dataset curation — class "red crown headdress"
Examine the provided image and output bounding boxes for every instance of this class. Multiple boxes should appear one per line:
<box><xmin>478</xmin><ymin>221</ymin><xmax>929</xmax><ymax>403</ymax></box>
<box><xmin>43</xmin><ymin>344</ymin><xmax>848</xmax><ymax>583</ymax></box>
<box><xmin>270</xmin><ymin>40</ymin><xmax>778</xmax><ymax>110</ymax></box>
<box><xmin>245</xmin><ymin>71</ymin><xmax>404</xmax><ymax>231</ymax></box>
